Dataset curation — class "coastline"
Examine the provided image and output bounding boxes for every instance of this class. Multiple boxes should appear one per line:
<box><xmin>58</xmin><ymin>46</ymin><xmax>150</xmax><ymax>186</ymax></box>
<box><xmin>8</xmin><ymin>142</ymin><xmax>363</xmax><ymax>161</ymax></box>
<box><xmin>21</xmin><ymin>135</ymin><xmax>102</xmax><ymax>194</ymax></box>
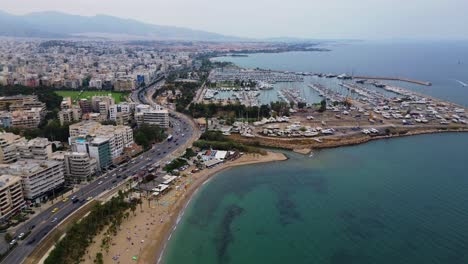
<box><xmin>228</xmin><ymin>127</ymin><xmax>468</xmax><ymax>151</ymax></box>
<box><xmin>82</xmin><ymin>151</ymin><xmax>287</xmax><ymax>264</ymax></box>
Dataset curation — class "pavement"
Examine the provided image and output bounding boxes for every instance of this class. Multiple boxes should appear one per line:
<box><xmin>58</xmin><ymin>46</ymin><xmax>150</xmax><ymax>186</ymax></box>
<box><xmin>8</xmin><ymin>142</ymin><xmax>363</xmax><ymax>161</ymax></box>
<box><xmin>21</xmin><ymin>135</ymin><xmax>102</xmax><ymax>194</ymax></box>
<box><xmin>1</xmin><ymin>77</ymin><xmax>200</xmax><ymax>264</ymax></box>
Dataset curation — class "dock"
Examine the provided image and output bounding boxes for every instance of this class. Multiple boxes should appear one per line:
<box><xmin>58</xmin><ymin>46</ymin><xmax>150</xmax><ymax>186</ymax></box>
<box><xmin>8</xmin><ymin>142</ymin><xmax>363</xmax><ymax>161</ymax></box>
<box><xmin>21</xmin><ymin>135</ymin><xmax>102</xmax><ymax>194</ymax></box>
<box><xmin>352</xmin><ymin>76</ymin><xmax>432</xmax><ymax>86</ymax></box>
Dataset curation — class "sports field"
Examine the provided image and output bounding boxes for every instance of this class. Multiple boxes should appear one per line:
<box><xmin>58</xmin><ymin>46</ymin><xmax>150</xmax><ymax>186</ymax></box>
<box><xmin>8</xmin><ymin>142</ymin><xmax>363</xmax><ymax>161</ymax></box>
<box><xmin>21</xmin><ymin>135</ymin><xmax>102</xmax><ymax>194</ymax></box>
<box><xmin>54</xmin><ymin>90</ymin><xmax>129</xmax><ymax>104</ymax></box>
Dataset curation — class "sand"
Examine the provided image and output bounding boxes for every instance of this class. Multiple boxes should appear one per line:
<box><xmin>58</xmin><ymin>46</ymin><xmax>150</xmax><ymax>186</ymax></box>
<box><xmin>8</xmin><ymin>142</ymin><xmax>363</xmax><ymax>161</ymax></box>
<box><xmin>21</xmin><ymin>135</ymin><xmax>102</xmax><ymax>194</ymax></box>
<box><xmin>82</xmin><ymin>151</ymin><xmax>287</xmax><ymax>264</ymax></box>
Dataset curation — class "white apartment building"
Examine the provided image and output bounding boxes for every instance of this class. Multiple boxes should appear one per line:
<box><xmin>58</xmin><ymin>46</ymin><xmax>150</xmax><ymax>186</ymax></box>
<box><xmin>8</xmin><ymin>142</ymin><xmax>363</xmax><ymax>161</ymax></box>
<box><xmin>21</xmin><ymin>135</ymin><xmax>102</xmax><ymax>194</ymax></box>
<box><xmin>11</xmin><ymin>107</ymin><xmax>43</xmax><ymax>128</ymax></box>
<box><xmin>58</xmin><ymin>107</ymin><xmax>81</xmax><ymax>125</ymax></box>
<box><xmin>109</xmin><ymin>103</ymin><xmax>134</xmax><ymax>120</ymax></box>
<box><xmin>89</xmin><ymin>79</ymin><xmax>103</xmax><ymax>89</ymax></box>
<box><xmin>69</xmin><ymin>121</ymin><xmax>134</xmax><ymax>161</ymax></box>
<box><xmin>0</xmin><ymin>132</ymin><xmax>22</xmax><ymax>164</ymax></box>
<box><xmin>0</xmin><ymin>175</ymin><xmax>25</xmax><ymax>222</ymax></box>
<box><xmin>51</xmin><ymin>151</ymin><xmax>97</xmax><ymax>185</ymax></box>
<box><xmin>15</xmin><ymin>137</ymin><xmax>53</xmax><ymax>160</ymax></box>
<box><xmin>91</xmin><ymin>96</ymin><xmax>114</xmax><ymax>113</ymax></box>
<box><xmin>0</xmin><ymin>159</ymin><xmax>64</xmax><ymax>202</ymax></box>
<box><xmin>135</xmin><ymin>104</ymin><xmax>169</xmax><ymax>128</ymax></box>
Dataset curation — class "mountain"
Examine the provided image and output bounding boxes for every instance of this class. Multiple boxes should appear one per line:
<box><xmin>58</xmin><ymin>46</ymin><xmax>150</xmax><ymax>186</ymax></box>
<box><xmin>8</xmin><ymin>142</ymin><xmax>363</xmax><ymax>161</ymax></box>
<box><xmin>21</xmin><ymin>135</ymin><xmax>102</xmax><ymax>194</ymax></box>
<box><xmin>0</xmin><ymin>10</ymin><xmax>237</xmax><ymax>41</ymax></box>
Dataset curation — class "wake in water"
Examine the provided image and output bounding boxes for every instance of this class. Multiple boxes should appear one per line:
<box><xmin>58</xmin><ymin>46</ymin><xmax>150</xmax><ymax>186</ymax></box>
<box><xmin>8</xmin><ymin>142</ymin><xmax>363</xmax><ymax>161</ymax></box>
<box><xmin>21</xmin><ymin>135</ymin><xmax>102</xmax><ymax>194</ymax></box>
<box><xmin>453</xmin><ymin>79</ymin><xmax>468</xmax><ymax>87</ymax></box>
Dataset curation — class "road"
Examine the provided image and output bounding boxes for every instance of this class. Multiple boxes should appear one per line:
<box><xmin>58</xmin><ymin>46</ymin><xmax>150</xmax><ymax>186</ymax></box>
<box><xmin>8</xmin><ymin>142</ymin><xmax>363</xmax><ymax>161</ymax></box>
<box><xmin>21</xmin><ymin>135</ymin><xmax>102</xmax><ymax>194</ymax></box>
<box><xmin>1</xmin><ymin>78</ymin><xmax>198</xmax><ymax>264</ymax></box>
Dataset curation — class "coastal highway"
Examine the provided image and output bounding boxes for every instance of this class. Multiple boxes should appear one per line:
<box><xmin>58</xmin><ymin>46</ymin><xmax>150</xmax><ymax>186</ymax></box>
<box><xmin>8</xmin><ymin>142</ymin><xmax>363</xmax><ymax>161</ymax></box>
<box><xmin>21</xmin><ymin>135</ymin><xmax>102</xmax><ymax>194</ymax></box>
<box><xmin>1</xmin><ymin>79</ymin><xmax>198</xmax><ymax>264</ymax></box>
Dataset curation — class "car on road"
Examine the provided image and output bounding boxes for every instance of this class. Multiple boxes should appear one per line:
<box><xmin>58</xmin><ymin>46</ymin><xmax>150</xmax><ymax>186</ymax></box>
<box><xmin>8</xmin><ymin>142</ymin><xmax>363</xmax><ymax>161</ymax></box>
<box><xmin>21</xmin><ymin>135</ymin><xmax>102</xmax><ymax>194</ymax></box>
<box><xmin>51</xmin><ymin>217</ymin><xmax>58</xmax><ymax>223</ymax></box>
<box><xmin>26</xmin><ymin>238</ymin><xmax>36</xmax><ymax>245</ymax></box>
<box><xmin>98</xmin><ymin>181</ymin><xmax>103</xmax><ymax>185</ymax></box>
<box><xmin>9</xmin><ymin>239</ymin><xmax>17</xmax><ymax>246</ymax></box>
<box><xmin>51</xmin><ymin>207</ymin><xmax>59</xmax><ymax>213</ymax></box>
<box><xmin>18</xmin><ymin>233</ymin><xmax>25</xmax><ymax>239</ymax></box>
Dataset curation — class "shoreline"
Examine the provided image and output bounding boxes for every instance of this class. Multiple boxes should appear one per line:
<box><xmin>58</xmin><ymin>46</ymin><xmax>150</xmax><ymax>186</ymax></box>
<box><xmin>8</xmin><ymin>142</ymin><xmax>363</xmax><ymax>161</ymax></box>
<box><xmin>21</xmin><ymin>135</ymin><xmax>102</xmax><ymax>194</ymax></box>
<box><xmin>82</xmin><ymin>151</ymin><xmax>287</xmax><ymax>264</ymax></box>
<box><xmin>228</xmin><ymin>127</ymin><xmax>468</xmax><ymax>152</ymax></box>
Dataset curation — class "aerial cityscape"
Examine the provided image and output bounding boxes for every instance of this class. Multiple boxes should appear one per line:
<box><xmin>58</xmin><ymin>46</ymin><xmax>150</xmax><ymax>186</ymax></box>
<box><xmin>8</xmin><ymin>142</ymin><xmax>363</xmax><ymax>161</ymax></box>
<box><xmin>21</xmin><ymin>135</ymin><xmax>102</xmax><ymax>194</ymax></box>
<box><xmin>0</xmin><ymin>1</ymin><xmax>467</xmax><ymax>264</ymax></box>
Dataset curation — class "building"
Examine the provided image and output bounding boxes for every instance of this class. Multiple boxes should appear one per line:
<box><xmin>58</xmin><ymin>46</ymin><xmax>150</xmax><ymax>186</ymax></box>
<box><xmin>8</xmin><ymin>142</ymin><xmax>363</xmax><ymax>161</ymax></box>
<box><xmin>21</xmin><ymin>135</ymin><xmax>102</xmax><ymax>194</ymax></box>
<box><xmin>9</xmin><ymin>99</ymin><xmax>46</xmax><ymax>112</ymax></box>
<box><xmin>88</xmin><ymin>137</ymin><xmax>112</xmax><ymax>170</ymax></box>
<box><xmin>0</xmin><ymin>95</ymin><xmax>38</xmax><ymax>111</ymax></box>
<box><xmin>60</xmin><ymin>97</ymin><xmax>73</xmax><ymax>110</ymax></box>
<box><xmin>135</xmin><ymin>104</ymin><xmax>169</xmax><ymax>128</ymax></box>
<box><xmin>58</xmin><ymin>107</ymin><xmax>81</xmax><ymax>125</ymax></box>
<box><xmin>0</xmin><ymin>113</ymin><xmax>12</xmax><ymax>128</ymax></box>
<box><xmin>78</xmin><ymin>99</ymin><xmax>92</xmax><ymax>114</ymax></box>
<box><xmin>0</xmin><ymin>159</ymin><xmax>64</xmax><ymax>202</ymax></box>
<box><xmin>109</xmin><ymin>103</ymin><xmax>134</xmax><ymax>124</ymax></box>
<box><xmin>69</xmin><ymin>121</ymin><xmax>134</xmax><ymax>161</ymax></box>
<box><xmin>51</xmin><ymin>151</ymin><xmax>97</xmax><ymax>185</ymax></box>
<box><xmin>114</xmin><ymin>78</ymin><xmax>135</xmax><ymax>91</ymax></box>
<box><xmin>11</xmin><ymin>108</ymin><xmax>43</xmax><ymax>128</ymax></box>
<box><xmin>0</xmin><ymin>132</ymin><xmax>22</xmax><ymax>164</ymax></box>
<box><xmin>15</xmin><ymin>137</ymin><xmax>53</xmax><ymax>160</ymax></box>
<box><xmin>91</xmin><ymin>96</ymin><xmax>114</xmax><ymax>113</ymax></box>
<box><xmin>0</xmin><ymin>175</ymin><xmax>25</xmax><ymax>222</ymax></box>
<box><xmin>89</xmin><ymin>78</ymin><xmax>103</xmax><ymax>89</ymax></box>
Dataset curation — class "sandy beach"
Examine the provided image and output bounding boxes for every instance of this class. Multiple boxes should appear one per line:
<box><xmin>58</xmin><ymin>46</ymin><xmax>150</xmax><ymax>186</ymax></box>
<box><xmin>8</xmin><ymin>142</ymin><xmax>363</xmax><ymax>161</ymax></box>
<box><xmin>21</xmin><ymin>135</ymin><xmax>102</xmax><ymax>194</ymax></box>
<box><xmin>82</xmin><ymin>151</ymin><xmax>287</xmax><ymax>264</ymax></box>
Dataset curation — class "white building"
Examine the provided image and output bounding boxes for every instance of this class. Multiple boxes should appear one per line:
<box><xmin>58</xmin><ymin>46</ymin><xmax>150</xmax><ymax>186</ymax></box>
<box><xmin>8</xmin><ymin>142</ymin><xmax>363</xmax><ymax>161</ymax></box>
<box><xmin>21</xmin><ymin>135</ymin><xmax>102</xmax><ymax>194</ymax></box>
<box><xmin>0</xmin><ymin>175</ymin><xmax>25</xmax><ymax>222</ymax></box>
<box><xmin>0</xmin><ymin>159</ymin><xmax>64</xmax><ymax>202</ymax></box>
<box><xmin>51</xmin><ymin>151</ymin><xmax>97</xmax><ymax>185</ymax></box>
<box><xmin>11</xmin><ymin>107</ymin><xmax>43</xmax><ymax>128</ymax></box>
<box><xmin>58</xmin><ymin>107</ymin><xmax>81</xmax><ymax>125</ymax></box>
<box><xmin>135</xmin><ymin>104</ymin><xmax>169</xmax><ymax>128</ymax></box>
<box><xmin>69</xmin><ymin>121</ymin><xmax>133</xmax><ymax>160</ymax></box>
<box><xmin>0</xmin><ymin>132</ymin><xmax>22</xmax><ymax>164</ymax></box>
<box><xmin>109</xmin><ymin>103</ymin><xmax>135</xmax><ymax>124</ymax></box>
<box><xmin>15</xmin><ymin>137</ymin><xmax>53</xmax><ymax>160</ymax></box>
<box><xmin>89</xmin><ymin>79</ymin><xmax>103</xmax><ymax>89</ymax></box>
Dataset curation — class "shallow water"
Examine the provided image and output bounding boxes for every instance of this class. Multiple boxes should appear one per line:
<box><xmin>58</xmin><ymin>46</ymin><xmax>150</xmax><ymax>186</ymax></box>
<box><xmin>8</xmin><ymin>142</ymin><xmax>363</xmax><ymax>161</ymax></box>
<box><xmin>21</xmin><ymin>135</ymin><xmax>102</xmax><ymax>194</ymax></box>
<box><xmin>162</xmin><ymin>133</ymin><xmax>468</xmax><ymax>264</ymax></box>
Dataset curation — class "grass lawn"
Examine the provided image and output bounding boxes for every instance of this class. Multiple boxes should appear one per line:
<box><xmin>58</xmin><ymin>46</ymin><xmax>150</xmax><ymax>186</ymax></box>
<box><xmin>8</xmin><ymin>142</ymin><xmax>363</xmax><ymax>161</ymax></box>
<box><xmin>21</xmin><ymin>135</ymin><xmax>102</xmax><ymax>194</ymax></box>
<box><xmin>55</xmin><ymin>90</ymin><xmax>130</xmax><ymax>104</ymax></box>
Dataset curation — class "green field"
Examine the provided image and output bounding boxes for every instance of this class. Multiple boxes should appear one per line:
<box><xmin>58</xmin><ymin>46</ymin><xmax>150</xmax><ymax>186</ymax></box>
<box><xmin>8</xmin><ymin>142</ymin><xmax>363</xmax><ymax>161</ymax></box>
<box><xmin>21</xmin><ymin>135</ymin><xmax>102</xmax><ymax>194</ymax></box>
<box><xmin>54</xmin><ymin>90</ymin><xmax>129</xmax><ymax>104</ymax></box>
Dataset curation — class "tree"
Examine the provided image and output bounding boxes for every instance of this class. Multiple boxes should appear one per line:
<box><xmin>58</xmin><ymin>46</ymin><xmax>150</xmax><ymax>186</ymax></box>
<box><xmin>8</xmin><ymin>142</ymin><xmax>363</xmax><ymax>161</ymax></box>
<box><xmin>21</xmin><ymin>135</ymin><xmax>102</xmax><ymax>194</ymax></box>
<box><xmin>94</xmin><ymin>252</ymin><xmax>104</xmax><ymax>264</ymax></box>
<box><xmin>319</xmin><ymin>99</ymin><xmax>327</xmax><ymax>112</ymax></box>
<box><xmin>4</xmin><ymin>233</ymin><xmax>13</xmax><ymax>243</ymax></box>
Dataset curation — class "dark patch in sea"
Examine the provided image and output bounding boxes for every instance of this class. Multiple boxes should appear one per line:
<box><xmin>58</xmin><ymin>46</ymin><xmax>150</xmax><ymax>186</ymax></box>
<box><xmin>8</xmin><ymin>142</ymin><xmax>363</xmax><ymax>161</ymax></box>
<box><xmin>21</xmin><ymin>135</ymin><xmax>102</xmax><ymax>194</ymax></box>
<box><xmin>345</xmin><ymin>224</ymin><xmax>374</xmax><ymax>240</ymax></box>
<box><xmin>214</xmin><ymin>204</ymin><xmax>245</xmax><ymax>263</ymax></box>
<box><xmin>338</xmin><ymin>210</ymin><xmax>356</xmax><ymax>221</ymax></box>
<box><xmin>277</xmin><ymin>197</ymin><xmax>302</xmax><ymax>226</ymax></box>
<box><xmin>330</xmin><ymin>249</ymin><xmax>372</xmax><ymax>264</ymax></box>
<box><xmin>255</xmin><ymin>229</ymin><xmax>268</xmax><ymax>236</ymax></box>
<box><xmin>360</xmin><ymin>217</ymin><xmax>386</xmax><ymax>230</ymax></box>
<box><xmin>301</xmin><ymin>176</ymin><xmax>328</xmax><ymax>194</ymax></box>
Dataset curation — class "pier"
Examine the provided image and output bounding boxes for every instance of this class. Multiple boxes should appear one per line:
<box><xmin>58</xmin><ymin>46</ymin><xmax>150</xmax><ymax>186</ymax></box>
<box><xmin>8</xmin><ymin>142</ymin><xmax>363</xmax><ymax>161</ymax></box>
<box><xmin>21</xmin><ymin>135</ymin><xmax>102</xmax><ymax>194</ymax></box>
<box><xmin>352</xmin><ymin>76</ymin><xmax>432</xmax><ymax>86</ymax></box>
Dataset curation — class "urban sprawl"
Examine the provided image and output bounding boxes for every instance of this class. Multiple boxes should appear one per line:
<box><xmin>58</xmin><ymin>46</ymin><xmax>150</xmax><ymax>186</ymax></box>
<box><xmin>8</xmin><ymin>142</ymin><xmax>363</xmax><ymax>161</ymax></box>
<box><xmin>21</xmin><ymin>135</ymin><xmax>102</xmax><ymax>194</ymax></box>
<box><xmin>0</xmin><ymin>39</ymin><xmax>466</xmax><ymax>264</ymax></box>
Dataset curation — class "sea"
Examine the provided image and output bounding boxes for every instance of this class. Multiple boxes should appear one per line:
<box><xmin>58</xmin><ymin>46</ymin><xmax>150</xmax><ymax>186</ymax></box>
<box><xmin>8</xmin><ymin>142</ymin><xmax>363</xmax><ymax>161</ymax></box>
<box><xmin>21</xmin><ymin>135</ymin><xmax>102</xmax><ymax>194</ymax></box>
<box><xmin>161</xmin><ymin>40</ymin><xmax>468</xmax><ymax>264</ymax></box>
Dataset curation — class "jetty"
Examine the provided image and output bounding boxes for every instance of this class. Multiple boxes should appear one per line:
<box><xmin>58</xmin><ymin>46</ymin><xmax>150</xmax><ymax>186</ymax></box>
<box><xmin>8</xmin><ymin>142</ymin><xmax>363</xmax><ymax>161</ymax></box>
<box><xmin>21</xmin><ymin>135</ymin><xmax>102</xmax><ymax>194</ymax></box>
<box><xmin>352</xmin><ymin>76</ymin><xmax>432</xmax><ymax>86</ymax></box>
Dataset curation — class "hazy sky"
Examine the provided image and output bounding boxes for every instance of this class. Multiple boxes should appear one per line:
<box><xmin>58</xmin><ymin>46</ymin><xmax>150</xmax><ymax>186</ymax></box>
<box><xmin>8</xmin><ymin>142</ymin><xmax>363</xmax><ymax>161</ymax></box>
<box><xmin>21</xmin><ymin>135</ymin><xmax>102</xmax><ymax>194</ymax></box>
<box><xmin>1</xmin><ymin>0</ymin><xmax>467</xmax><ymax>40</ymax></box>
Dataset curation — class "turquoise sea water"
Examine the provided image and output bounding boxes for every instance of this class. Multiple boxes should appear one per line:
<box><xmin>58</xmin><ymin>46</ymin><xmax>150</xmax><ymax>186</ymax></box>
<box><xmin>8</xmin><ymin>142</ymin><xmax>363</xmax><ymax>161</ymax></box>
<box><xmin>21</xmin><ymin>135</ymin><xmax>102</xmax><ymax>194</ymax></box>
<box><xmin>163</xmin><ymin>134</ymin><xmax>468</xmax><ymax>264</ymax></box>
<box><xmin>162</xmin><ymin>41</ymin><xmax>468</xmax><ymax>264</ymax></box>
